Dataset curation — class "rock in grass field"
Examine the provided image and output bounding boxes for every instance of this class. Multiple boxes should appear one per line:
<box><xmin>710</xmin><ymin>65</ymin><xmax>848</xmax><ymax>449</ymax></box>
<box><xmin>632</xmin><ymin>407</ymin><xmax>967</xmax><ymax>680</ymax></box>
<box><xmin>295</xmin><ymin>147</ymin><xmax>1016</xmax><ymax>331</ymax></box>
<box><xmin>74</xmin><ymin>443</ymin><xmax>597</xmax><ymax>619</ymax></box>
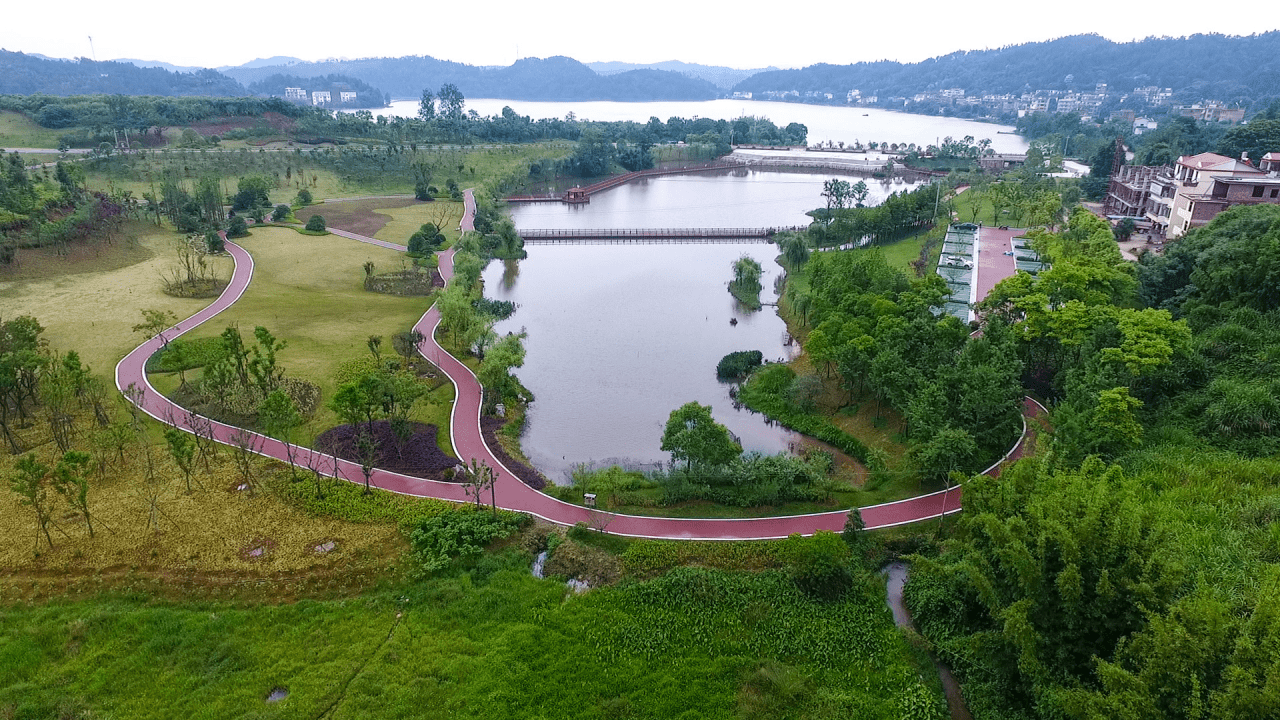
<box><xmin>315</xmin><ymin>420</ymin><xmax>458</xmax><ymax>480</ymax></box>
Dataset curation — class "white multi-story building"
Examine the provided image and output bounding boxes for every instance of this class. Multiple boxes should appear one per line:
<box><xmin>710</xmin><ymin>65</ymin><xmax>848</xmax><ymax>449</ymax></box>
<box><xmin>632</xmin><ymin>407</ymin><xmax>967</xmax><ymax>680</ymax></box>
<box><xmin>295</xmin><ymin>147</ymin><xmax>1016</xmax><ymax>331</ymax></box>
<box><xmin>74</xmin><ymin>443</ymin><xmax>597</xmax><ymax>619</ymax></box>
<box><xmin>340</xmin><ymin>92</ymin><xmax>357</xmax><ymax>103</ymax></box>
<box><xmin>284</xmin><ymin>87</ymin><xmax>306</xmax><ymax>101</ymax></box>
<box><xmin>311</xmin><ymin>91</ymin><xmax>331</xmax><ymax>106</ymax></box>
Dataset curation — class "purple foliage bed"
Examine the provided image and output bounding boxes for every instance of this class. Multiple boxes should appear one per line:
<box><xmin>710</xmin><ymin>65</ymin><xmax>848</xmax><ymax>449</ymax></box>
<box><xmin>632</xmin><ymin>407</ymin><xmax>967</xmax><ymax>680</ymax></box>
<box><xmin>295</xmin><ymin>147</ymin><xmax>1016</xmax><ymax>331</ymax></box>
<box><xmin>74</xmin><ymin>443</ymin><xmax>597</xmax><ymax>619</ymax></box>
<box><xmin>315</xmin><ymin>420</ymin><xmax>459</xmax><ymax>481</ymax></box>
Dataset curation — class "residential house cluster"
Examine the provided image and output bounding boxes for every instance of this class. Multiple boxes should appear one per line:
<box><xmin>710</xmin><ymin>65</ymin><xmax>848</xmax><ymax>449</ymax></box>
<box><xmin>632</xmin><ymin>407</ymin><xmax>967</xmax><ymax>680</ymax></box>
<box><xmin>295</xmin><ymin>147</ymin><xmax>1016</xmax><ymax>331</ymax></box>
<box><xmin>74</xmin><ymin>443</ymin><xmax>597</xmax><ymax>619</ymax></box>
<box><xmin>762</xmin><ymin>82</ymin><xmax>1245</xmax><ymax>124</ymax></box>
<box><xmin>1103</xmin><ymin>152</ymin><xmax>1280</xmax><ymax>239</ymax></box>
<box><xmin>831</xmin><ymin>82</ymin><xmax>1242</xmax><ymax>125</ymax></box>
<box><xmin>1174</xmin><ymin>102</ymin><xmax>1245</xmax><ymax>124</ymax></box>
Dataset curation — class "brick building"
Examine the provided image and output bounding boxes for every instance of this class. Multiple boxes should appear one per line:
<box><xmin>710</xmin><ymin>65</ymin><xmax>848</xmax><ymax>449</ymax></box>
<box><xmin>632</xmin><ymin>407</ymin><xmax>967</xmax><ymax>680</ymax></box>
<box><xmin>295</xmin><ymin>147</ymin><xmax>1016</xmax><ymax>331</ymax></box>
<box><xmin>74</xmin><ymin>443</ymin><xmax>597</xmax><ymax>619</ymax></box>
<box><xmin>1103</xmin><ymin>165</ymin><xmax>1176</xmax><ymax>234</ymax></box>
<box><xmin>1169</xmin><ymin>153</ymin><xmax>1265</xmax><ymax>237</ymax></box>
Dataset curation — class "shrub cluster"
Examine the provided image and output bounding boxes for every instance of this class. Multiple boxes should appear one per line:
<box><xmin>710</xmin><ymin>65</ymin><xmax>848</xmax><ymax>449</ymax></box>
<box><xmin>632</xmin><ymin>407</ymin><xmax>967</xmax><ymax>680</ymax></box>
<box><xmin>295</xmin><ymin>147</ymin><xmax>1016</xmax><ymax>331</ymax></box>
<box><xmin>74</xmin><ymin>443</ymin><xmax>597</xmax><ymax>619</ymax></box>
<box><xmin>410</xmin><ymin>507</ymin><xmax>528</xmax><ymax>573</ymax></box>
<box><xmin>715</xmin><ymin>350</ymin><xmax>763</xmax><ymax>380</ymax></box>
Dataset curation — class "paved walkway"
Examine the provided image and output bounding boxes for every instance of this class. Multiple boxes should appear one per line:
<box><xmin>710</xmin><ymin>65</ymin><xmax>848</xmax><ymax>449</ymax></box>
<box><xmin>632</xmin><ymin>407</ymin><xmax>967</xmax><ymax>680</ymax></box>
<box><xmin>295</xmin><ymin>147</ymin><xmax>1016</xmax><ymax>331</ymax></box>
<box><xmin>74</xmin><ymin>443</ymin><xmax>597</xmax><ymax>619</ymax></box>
<box><xmin>973</xmin><ymin>226</ymin><xmax>1023</xmax><ymax>303</ymax></box>
<box><xmin>115</xmin><ymin>190</ymin><xmax>1046</xmax><ymax>539</ymax></box>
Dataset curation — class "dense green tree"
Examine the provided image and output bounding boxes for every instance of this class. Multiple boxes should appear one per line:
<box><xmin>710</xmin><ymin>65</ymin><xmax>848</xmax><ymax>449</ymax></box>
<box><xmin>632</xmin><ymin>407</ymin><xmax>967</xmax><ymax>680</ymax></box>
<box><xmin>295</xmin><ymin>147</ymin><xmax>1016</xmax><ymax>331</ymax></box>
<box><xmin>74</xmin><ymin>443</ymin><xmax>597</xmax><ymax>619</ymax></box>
<box><xmin>908</xmin><ymin>458</ymin><xmax>1186</xmax><ymax>717</ymax></box>
<box><xmin>1082</xmin><ymin>139</ymin><xmax>1122</xmax><ymax>200</ymax></box>
<box><xmin>226</xmin><ymin>216</ymin><xmax>248</xmax><ymax>238</ymax></box>
<box><xmin>562</xmin><ymin>127</ymin><xmax>615</xmax><ymax>177</ymax></box>
<box><xmin>660</xmin><ymin>402</ymin><xmax>742</xmax><ymax>469</ymax></box>
<box><xmin>1217</xmin><ymin>119</ymin><xmax>1280</xmax><ymax>165</ymax></box>
<box><xmin>231</xmin><ymin>175</ymin><xmax>272</xmax><ymax>211</ymax></box>
<box><xmin>8</xmin><ymin>453</ymin><xmax>54</xmax><ymax>549</ymax></box>
<box><xmin>908</xmin><ymin>426</ymin><xmax>978</xmax><ymax>484</ymax></box>
<box><xmin>257</xmin><ymin>389</ymin><xmax>302</xmax><ymax>476</ymax></box>
<box><xmin>1140</xmin><ymin>205</ymin><xmax>1280</xmax><ymax>315</ymax></box>
<box><xmin>417</xmin><ymin>88</ymin><xmax>436</xmax><ymax>121</ymax></box>
<box><xmin>163</xmin><ymin>427</ymin><xmax>197</xmax><ymax>493</ymax></box>
<box><xmin>476</xmin><ymin>332</ymin><xmax>527</xmax><ymax>404</ymax></box>
<box><xmin>51</xmin><ymin>451</ymin><xmax>93</xmax><ymax>537</ymax></box>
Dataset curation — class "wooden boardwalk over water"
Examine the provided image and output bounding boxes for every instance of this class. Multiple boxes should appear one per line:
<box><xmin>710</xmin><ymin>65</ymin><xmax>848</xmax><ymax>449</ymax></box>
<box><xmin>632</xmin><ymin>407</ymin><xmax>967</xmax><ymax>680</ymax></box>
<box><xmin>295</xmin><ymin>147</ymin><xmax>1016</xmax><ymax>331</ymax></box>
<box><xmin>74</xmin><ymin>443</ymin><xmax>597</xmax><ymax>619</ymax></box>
<box><xmin>518</xmin><ymin>227</ymin><xmax>804</xmax><ymax>243</ymax></box>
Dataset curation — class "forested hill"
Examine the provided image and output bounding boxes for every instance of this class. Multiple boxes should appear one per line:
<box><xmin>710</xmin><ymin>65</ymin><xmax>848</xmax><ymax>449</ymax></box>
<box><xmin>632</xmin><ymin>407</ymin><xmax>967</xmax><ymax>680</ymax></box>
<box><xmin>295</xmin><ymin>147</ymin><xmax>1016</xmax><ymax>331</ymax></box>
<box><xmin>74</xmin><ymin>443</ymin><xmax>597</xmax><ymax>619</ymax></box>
<box><xmin>587</xmin><ymin>61</ymin><xmax>777</xmax><ymax>90</ymax></box>
<box><xmin>734</xmin><ymin>33</ymin><xmax>1280</xmax><ymax>103</ymax></box>
<box><xmin>245</xmin><ymin>74</ymin><xmax>389</xmax><ymax>108</ymax></box>
<box><xmin>221</xmin><ymin>56</ymin><xmax>720</xmax><ymax>100</ymax></box>
<box><xmin>0</xmin><ymin>51</ymin><xmax>247</xmax><ymax>97</ymax></box>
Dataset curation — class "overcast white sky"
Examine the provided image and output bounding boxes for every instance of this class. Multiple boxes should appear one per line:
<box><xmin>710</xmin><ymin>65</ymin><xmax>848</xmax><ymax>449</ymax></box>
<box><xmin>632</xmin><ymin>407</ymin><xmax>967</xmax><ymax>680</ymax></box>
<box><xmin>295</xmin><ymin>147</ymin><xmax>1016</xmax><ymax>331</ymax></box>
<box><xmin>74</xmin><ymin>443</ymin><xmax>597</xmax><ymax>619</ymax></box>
<box><xmin>2</xmin><ymin>0</ymin><xmax>1275</xmax><ymax>71</ymax></box>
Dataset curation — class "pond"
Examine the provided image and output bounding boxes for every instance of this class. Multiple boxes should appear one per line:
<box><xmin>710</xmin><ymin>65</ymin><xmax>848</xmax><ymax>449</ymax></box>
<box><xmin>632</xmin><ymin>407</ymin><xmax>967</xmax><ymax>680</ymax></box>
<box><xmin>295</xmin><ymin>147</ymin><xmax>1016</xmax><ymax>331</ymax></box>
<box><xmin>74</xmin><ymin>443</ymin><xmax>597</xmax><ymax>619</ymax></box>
<box><xmin>485</xmin><ymin>169</ymin><xmax>912</xmax><ymax>482</ymax></box>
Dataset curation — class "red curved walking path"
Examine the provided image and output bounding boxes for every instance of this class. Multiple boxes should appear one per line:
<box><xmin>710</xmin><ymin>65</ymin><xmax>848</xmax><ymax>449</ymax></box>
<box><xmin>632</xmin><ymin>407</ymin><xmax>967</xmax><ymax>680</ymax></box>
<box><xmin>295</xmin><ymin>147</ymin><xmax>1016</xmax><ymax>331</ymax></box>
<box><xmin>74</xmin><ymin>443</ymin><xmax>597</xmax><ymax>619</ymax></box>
<box><xmin>116</xmin><ymin>190</ymin><xmax>1047</xmax><ymax>540</ymax></box>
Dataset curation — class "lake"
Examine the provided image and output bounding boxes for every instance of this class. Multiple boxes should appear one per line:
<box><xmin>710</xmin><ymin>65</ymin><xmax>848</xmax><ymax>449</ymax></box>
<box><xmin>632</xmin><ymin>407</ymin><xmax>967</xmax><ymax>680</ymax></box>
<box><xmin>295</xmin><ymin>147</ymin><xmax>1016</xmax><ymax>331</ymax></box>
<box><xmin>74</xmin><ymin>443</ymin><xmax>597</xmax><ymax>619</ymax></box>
<box><xmin>507</xmin><ymin>167</ymin><xmax>922</xmax><ymax>230</ymax></box>
<box><xmin>368</xmin><ymin>98</ymin><xmax>1029</xmax><ymax>153</ymax></box>
<box><xmin>484</xmin><ymin>169</ymin><xmax>916</xmax><ymax>481</ymax></box>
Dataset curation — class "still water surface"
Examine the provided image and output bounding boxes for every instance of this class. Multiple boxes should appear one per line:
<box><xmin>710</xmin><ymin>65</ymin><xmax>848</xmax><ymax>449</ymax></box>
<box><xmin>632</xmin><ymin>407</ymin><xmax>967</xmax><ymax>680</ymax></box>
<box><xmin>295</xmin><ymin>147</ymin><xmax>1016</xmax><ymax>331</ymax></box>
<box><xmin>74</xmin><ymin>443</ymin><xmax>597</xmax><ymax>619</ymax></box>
<box><xmin>485</xmin><ymin>170</ymin><xmax>903</xmax><ymax>481</ymax></box>
<box><xmin>483</xmin><ymin>241</ymin><xmax>797</xmax><ymax>482</ymax></box>
<box><xmin>508</xmin><ymin>168</ymin><xmax>921</xmax><ymax>230</ymax></box>
<box><xmin>372</xmin><ymin>97</ymin><xmax>1029</xmax><ymax>153</ymax></box>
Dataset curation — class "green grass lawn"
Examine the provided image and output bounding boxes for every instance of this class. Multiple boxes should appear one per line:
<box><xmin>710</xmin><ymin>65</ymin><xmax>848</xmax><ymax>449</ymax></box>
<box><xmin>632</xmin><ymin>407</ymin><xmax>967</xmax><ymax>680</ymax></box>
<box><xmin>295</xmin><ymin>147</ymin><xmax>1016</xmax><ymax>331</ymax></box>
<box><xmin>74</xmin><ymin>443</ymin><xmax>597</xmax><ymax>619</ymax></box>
<box><xmin>374</xmin><ymin>201</ymin><xmax>466</xmax><ymax>246</ymax></box>
<box><xmin>0</xmin><ymin>556</ymin><xmax>942</xmax><ymax>719</ymax></box>
<box><xmin>0</xmin><ymin>221</ymin><xmax>234</xmax><ymax>374</ymax></box>
<box><xmin>951</xmin><ymin>187</ymin><xmax>998</xmax><ymax>225</ymax></box>
<box><xmin>0</xmin><ymin>111</ymin><xmax>66</xmax><ymax>148</ymax></box>
<box><xmin>150</xmin><ymin>227</ymin><xmax>448</xmax><ymax>446</ymax></box>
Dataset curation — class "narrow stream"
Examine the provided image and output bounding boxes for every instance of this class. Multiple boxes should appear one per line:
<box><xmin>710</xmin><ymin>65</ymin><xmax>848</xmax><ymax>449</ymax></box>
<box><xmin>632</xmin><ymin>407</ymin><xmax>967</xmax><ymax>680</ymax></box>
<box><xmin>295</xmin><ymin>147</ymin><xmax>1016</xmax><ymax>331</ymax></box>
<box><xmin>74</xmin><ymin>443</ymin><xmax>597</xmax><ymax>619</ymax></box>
<box><xmin>883</xmin><ymin>563</ymin><xmax>973</xmax><ymax>720</ymax></box>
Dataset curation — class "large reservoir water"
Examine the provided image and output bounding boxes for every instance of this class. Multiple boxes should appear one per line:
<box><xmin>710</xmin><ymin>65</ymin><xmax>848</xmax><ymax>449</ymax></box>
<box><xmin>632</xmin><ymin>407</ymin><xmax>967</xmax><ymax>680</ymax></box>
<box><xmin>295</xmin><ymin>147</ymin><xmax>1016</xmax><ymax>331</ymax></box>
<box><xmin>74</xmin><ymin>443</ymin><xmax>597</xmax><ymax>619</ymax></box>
<box><xmin>368</xmin><ymin>97</ymin><xmax>1029</xmax><ymax>153</ymax></box>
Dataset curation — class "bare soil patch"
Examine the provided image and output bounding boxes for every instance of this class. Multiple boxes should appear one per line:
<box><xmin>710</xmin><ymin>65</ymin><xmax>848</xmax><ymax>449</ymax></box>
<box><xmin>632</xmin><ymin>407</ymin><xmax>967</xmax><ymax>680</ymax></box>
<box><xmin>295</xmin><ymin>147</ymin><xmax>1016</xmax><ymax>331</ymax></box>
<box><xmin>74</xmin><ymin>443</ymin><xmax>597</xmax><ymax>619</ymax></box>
<box><xmin>189</xmin><ymin>112</ymin><xmax>296</xmax><ymax>138</ymax></box>
<box><xmin>305</xmin><ymin>197</ymin><xmax>420</xmax><ymax>238</ymax></box>
<box><xmin>1</xmin><ymin>234</ymin><xmax>154</xmax><ymax>281</ymax></box>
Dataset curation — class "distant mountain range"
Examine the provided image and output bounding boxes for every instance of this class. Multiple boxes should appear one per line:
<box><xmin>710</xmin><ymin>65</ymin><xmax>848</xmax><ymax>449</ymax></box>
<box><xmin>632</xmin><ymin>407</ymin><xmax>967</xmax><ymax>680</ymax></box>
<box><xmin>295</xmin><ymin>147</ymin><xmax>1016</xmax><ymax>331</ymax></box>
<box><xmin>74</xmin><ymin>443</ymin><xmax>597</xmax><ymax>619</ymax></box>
<box><xmin>585</xmin><ymin>61</ymin><xmax>777</xmax><ymax>90</ymax></box>
<box><xmin>116</xmin><ymin>56</ymin><xmax>306</xmax><ymax>74</ymax></box>
<box><xmin>6</xmin><ymin>33</ymin><xmax>1280</xmax><ymax>111</ymax></box>
<box><xmin>0</xmin><ymin>51</ymin><xmax>245</xmax><ymax>97</ymax></box>
<box><xmin>216</xmin><ymin>55</ymin><xmax>720</xmax><ymax>101</ymax></box>
<box><xmin>733</xmin><ymin>33</ymin><xmax>1280</xmax><ymax>106</ymax></box>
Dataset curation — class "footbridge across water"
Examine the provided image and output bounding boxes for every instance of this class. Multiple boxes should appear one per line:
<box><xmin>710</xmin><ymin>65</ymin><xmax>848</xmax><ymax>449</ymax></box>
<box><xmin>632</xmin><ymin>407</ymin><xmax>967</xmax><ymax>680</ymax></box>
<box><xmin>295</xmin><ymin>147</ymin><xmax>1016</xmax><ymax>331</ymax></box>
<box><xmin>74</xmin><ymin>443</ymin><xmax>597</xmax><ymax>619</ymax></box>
<box><xmin>518</xmin><ymin>227</ymin><xmax>804</xmax><ymax>244</ymax></box>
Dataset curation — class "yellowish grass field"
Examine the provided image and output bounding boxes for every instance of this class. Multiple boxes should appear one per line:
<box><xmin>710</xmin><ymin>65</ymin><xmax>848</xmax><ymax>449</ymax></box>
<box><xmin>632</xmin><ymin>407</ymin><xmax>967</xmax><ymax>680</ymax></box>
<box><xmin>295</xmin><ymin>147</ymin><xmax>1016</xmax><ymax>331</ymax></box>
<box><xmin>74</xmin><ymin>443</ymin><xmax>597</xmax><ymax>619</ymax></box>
<box><xmin>373</xmin><ymin>200</ymin><xmax>466</xmax><ymax>245</ymax></box>
<box><xmin>87</xmin><ymin>166</ymin><xmax>408</xmax><ymax>205</ymax></box>
<box><xmin>0</xmin><ymin>221</ymin><xmax>233</xmax><ymax>373</ymax></box>
<box><xmin>0</xmin><ymin>441</ymin><xmax>403</xmax><ymax>580</ymax></box>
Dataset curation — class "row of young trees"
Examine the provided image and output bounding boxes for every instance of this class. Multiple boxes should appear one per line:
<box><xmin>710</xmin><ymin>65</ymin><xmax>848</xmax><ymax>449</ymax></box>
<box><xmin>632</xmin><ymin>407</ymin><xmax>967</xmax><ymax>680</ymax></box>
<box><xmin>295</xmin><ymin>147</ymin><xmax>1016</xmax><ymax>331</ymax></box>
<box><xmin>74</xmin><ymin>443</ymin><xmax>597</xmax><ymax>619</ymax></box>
<box><xmin>4</xmin><ymin>315</ymin><xmax>274</xmax><ymax>550</ymax></box>
<box><xmin>807</xmin><ymin>182</ymin><xmax>944</xmax><ymax>248</ymax></box>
